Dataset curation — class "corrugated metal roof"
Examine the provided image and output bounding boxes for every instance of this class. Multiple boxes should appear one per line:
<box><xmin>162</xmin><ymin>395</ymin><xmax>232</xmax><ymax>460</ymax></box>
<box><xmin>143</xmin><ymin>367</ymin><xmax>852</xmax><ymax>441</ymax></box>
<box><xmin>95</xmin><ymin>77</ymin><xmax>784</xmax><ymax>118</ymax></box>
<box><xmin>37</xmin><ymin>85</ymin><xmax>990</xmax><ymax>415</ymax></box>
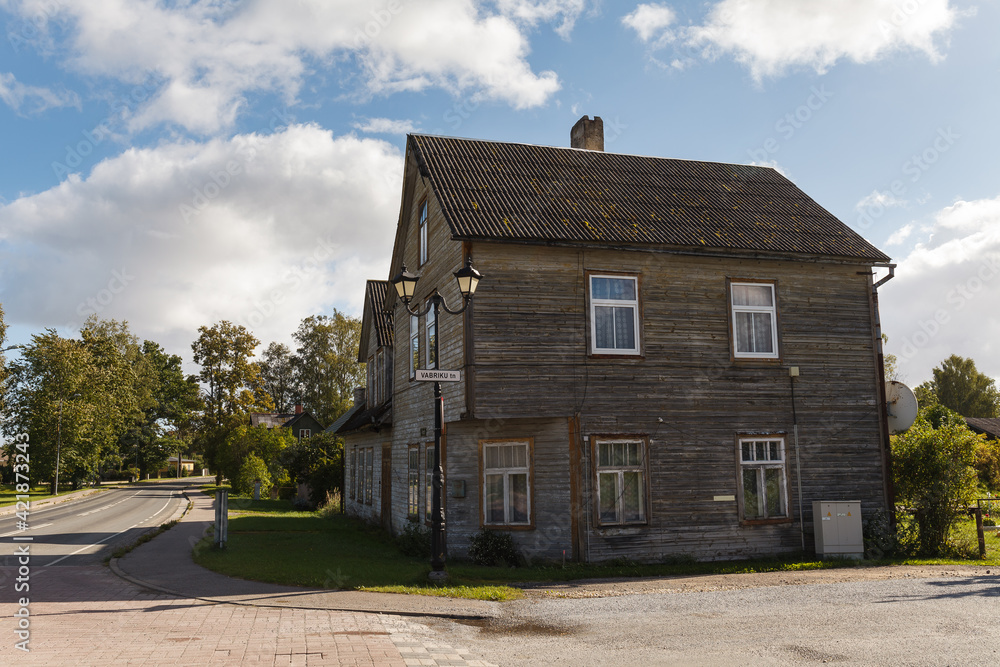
<box><xmin>966</xmin><ymin>417</ymin><xmax>1000</xmax><ymax>439</ymax></box>
<box><xmin>366</xmin><ymin>280</ymin><xmax>393</xmax><ymax>348</ymax></box>
<box><xmin>409</xmin><ymin>134</ymin><xmax>890</xmax><ymax>262</ymax></box>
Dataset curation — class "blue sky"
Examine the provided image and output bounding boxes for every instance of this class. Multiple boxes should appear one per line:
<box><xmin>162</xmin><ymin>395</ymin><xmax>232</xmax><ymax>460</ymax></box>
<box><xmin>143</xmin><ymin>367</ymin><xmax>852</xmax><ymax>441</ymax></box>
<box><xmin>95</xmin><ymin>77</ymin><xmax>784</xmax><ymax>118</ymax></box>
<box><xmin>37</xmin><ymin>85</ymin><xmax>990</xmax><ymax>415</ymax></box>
<box><xmin>0</xmin><ymin>0</ymin><xmax>998</xmax><ymax>386</ymax></box>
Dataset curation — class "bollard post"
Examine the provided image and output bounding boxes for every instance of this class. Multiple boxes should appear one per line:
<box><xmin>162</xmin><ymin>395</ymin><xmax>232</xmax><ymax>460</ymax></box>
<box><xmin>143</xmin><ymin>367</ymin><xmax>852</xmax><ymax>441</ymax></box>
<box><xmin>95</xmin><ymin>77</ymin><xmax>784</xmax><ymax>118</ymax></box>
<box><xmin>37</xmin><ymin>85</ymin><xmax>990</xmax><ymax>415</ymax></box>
<box><xmin>215</xmin><ymin>488</ymin><xmax>229</xmax><ymax>549</ymax></box>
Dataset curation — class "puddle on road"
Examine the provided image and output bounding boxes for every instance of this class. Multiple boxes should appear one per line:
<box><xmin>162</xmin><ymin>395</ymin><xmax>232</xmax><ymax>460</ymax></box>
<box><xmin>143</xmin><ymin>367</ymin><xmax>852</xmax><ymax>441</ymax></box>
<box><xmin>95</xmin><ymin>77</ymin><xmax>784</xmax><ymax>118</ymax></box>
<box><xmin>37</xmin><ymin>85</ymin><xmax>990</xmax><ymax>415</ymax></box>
<box><xmin>452</xmin><ymin>618</ymin><xmax>577</xmax><ymax>637</ymax></box>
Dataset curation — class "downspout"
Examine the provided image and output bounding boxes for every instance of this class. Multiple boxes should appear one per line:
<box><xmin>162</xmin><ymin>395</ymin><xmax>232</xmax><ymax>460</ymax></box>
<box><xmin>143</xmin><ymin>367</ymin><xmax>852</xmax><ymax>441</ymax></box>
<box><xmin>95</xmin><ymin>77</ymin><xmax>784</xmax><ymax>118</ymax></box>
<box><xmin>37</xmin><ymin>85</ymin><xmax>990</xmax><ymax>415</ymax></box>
<box><xmin>790</xmin><ymin>368</ymin><xmax>805</xmax><ymax>551</ymax></box>
<box><xmin>869</xmin><ymin>264</ymin><xmax>896</xmax><ymax>522</ymax></box>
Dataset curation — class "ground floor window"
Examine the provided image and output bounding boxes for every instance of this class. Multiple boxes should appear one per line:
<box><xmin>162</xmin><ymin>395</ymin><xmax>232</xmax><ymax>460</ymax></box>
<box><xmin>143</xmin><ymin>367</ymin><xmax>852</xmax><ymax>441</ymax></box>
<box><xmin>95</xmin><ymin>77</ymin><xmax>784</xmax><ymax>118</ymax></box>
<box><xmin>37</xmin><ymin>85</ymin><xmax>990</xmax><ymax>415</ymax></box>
<box><xmin>737</xmin><ymin>436</ymin><xmax>788</xmax><ymax>521</ymax></box>
<box><xmin>594</xmin><ymin>437</ymin><xmax>647</xmax><ymax>525</ymax></box>
<box><xmin>482</xmin><ymin>439</ymin><xmax>532</xmax><ymax>526</ymax></box>
<box><xmin>364</xmin><ymin>447</ymin><xmax>374</xmax><ymax>505</ymax></box>
<box><xmin>349</xmin><ymin>447</ymin><xmax>357</xmax><ymax>501</ymax></box>
<box><xmin>407</xmin><ymin>445</ymin><xmax>420</xmax><ymax>519</ymax></box>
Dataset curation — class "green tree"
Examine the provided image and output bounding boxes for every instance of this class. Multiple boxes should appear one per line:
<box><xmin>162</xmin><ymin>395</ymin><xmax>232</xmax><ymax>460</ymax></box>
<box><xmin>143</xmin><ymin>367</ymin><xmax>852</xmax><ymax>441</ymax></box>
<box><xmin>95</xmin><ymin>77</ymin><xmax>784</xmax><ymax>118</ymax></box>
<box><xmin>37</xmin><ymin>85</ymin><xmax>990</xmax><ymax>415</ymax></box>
<box><xmin>2</xmin><ymin>331</ymin><xmax>102</xmax><ymax>489</ymax></box>
<box><xmin>918</xmin><ymin>355</ymin><xmax>1000</xmax><ymax>418</ymax></box>
<box><xmin>258</xmin><ymin>341</ymin><xmax>297</xmax><ymax>413</ymax></box>
<box><xmin>292</xmin><ymin>311</ymin><xmax>364</xmax><ymax>426</ymax></box>
<box><xmin>882</xmin><ymin>334</ymin><xmax>900</xmax><ymax>382</ymax></box>
<box><xmin>0</xmin><ymin>302</ymin><xmax>8</xmax><ymax>417</ymax></box>
<box><xmin>235</xmin><ymin>453</ymin><xmax>272</xmax><ymax>497</ymax></box>
<box><xmin>280</xmin><ymin>431</ymin><xmax>344</xmax><ymax>507</ymax></box>
<box><xmin>892</xmin><ymin>404</ymin><xmax>982</xmax><ymax>555</ymax></box>
<box><xmin>191</xmin><ymin>321</ymin><xmax>271</xmax><ymax>426</ymax></box>
<box><xmin>217</xmin><ymin>423</ymin><xmax>295</xmax><ymax>487</ymax></box>
<box><xmin>80</xmin><ymin>317</ymin><xmax>148</xmax><ymax>477</ymax></box>
<box><xmin>119</xmin><ymin>341</ymin><xmax>202</xmax><ymax>477</ymax></box>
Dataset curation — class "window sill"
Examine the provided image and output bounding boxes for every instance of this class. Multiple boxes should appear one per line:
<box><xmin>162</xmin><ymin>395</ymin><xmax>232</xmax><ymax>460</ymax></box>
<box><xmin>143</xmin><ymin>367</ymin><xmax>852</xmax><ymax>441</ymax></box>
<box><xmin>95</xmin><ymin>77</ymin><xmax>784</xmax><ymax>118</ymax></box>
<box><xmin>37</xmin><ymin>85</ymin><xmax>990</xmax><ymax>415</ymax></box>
<box><xmin>481</xmin><ymin>523</ymin><xmax>535</xmax><ymax>531</ymax></box>
<box><xmin>595</xmin><ymin>524</ymin><xmax>647</xmax><ymax>535</ymax></box>
<box><xmin>589</xmin><ymin>353</ymin><xmax>645</xmax><ymax>360</ymax></box>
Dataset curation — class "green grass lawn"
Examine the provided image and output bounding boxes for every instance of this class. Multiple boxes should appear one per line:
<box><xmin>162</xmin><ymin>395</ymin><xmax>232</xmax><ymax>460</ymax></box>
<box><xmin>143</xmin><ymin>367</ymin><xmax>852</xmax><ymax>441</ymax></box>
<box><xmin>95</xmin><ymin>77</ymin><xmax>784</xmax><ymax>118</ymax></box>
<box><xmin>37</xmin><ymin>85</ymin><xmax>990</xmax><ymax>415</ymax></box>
<box><xmin>0</xmin><ymin>485</ymin><xmax>87</xmax><ymax>508</ymax></box>
<box><xmin>191</xmin><ymin>505</ymin><xmax>1000</xmax><ymax>601</ymax></box>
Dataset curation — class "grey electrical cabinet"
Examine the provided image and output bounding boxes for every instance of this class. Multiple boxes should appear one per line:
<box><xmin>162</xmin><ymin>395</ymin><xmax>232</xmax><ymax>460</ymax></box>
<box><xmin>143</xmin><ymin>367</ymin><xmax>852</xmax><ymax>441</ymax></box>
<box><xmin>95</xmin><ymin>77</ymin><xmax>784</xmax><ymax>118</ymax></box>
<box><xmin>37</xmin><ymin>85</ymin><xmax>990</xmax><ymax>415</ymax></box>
<box><xmin>813</xmin><ymin>501</ymin><xmax>863</xmax><ymax>559</ymax></box>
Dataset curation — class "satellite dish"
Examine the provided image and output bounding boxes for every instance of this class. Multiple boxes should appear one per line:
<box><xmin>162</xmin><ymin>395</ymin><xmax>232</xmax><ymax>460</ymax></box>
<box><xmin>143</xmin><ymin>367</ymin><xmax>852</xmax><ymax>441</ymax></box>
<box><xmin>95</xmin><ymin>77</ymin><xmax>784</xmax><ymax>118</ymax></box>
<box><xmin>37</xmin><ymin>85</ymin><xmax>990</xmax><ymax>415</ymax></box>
<box><xmin>886</xmin><ymin>381</ymin><xmax>918</xmax><ymax>434</ymax></box>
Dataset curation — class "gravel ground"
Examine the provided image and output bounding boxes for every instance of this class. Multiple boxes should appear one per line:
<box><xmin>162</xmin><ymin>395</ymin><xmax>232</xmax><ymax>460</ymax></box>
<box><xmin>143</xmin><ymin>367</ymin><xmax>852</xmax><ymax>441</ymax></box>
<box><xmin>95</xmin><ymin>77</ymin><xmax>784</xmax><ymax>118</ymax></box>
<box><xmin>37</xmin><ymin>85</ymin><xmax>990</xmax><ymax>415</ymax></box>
<box><xmin>418</xmin><ymin>564</ymin><xmax>1000</xmax><ymax>666</ymax></box>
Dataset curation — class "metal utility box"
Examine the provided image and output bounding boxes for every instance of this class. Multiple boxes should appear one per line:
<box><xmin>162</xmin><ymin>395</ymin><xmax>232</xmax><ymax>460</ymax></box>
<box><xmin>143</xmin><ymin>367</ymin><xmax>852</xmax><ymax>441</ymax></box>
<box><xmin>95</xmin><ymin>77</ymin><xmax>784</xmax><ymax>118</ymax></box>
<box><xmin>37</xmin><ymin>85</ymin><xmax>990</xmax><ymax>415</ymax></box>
<box><xmin>813</xmin><ymin>501</ymin><xmax>863</xmax><ymax>558</ymax></box>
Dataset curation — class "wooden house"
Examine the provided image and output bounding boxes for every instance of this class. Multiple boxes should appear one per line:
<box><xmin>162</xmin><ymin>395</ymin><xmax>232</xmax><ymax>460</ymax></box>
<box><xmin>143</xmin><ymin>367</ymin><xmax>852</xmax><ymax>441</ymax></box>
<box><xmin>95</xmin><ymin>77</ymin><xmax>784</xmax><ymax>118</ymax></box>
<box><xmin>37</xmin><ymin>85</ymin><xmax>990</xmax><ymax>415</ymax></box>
<box><xmin>337</xmin><ymin>117</ymin><xmax>895</xmax><ymax>562</ymax></box>
<box><xmin>250</xmin><ymin>405</ymin><xmax>325</xmax><ymax>441</ymax></box>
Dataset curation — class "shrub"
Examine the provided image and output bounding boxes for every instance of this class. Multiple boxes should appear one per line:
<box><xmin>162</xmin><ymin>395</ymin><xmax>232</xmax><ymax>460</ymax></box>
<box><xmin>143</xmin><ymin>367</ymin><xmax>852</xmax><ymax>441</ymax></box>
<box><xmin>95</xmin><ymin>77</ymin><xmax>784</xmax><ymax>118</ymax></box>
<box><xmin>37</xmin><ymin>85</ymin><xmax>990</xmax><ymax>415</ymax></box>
<box><xmin>395</xmin><ymin>522</ymin><xmax>430</xmax><ymax>558</ymax></box>
<box><xmin>234</xmin><ymin>453</ymin><xmax>272</xmax><ymax>497</ymax></box>
<box><xmin>862</xmin><ymin>507</ymin><xmax>896</xmax><ymax>559</ymax></box>
<box><xmin>891</xmin><ymin>405</ymin><xmax>981</xmax><ymax>555</ymax></box>
<box><xmin>468</xmin><ymin>528</ymin><xmax>521</xmax><ymax>567</ymax></box>
<box><xmin>983</xmin><ymin>518</ymin><xmax>996</xmax><ymax>527</ymax></box>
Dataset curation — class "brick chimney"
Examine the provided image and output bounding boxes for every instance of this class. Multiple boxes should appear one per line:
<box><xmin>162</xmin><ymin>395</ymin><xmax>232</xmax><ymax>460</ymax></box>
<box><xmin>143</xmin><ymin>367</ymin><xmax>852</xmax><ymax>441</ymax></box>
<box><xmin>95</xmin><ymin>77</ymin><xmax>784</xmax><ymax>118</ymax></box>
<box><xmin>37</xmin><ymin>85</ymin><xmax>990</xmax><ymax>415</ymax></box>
<box><xmin>294</xmin><ymin>404</ymin><xmax>303</xmax><ymax>415</ymax></box>
<box><xmin>353</xmin><ymin>387</ymin><xmax>367</xmax><ymax>407</ymax></box>
<box><xmin>571</xmin><ymin>115</ymin><xmax>604</xmax><ymax>151</ymax></box>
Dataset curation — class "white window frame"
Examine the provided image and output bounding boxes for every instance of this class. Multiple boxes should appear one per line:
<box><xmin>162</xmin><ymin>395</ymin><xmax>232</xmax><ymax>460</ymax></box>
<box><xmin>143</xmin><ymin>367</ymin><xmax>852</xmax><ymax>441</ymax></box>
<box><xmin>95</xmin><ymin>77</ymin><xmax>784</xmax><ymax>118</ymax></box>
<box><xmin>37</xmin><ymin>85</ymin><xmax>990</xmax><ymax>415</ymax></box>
<box><xmin>407</xmin><ymin>445</ymin><xmax>420</xmax><ymax>519</ymax></box>
<box><xmin>589</xmin><ymin>274</ymin><xmax>641</xmax><ymax>355</ymax></box>
<box><xmin>409</xmin><ymin>314</ymin><xmax>419</xmax><ymax>379</ymax></box>
<box><xmin>418</xmin><ymin>200</ymin><xmax>429</xmax><ymax>266</ymax></box>
<box><xmin>298</xmin><ymin>429</ymin><xmax>310</xmax><ymax>440</ymax></box>
<box><xmin>730</xmin><ymin>281</ymin><xmax>779</xmax><ymax>359</ymax></box>
<box><xmin>594</xmin><ymin>437</ymin><xmax>648</xmax><ymax>526</ymax></box>
<box><xmin>736</xmin><ymin>436</ymin><xmax>789</xmax><ymax>522</ymax></box>
<box><xmin>425</xmin><ymin>302</ymin><xmax>437</xmax><ymax>369</ymax></box>
<box><xmin>481</xmin><ymin>439</ymin><xmax>532</xmax><ymax>527</ymax></box>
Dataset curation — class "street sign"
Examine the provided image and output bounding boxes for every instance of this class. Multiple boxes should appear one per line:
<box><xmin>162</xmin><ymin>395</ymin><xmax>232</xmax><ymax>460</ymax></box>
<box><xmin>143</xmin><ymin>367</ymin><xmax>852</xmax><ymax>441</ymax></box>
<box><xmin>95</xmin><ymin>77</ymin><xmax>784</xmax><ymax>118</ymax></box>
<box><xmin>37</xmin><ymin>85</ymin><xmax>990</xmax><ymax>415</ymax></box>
<box><xmin>415</xmin><ymin>369</ymin><xmax>461</xmax><ymax>382</ymax></box>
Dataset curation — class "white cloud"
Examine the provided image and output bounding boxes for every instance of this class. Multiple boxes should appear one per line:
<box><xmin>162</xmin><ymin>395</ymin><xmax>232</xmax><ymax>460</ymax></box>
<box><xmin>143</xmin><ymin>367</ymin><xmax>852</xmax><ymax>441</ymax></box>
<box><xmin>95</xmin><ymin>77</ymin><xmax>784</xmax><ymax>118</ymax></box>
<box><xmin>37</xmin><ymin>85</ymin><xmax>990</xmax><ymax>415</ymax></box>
<box><xmin>880</xmin><ymin>196</ymin><xmax>1000</xmax><ymax>384</ymax></box>
<box><xmin>622</xmin><ymin>3</ymin><xmax>676</xmax><ymax>44</ymax></box>
<box><xmin>856</xmin><ymin>189</ymin><xmax>907</xmax><ymax>212</ymax></box>
<box><xmin>7</xmin><ymin>0</ymin><xmax>560</xmax><ymax>134</ymax></box>
<box><xmin>0</xmin><ymin>124</ymin><xmax>402</xmax><ymax>361</ymax></box>
<box><xmin>0</xmin><ymin>72</ymin><xmax>80</xmax><ymax>113</ymax></box>
<box><xmin>689</xmin><ymin>0</ymin><xmax>960</xmax><ymax>80</ymax></box>
<box><xmin>885</xmin><ymin>223</ymin><xmax>915</xmax><ymax>246</ymax></box>
<box><xmin>353</xmin><ymin>117</ymin><xmax>421</xmax><ymax>134</ymax></box>
<box><xmin>622</xmin><ymin>1</ymin><xmax>960</xmax><ymax>80</ymax></box>
<box><xmin>497</xmin><ymin>0</ymin><xmax>588</xmax><ymax>39</ymax></box>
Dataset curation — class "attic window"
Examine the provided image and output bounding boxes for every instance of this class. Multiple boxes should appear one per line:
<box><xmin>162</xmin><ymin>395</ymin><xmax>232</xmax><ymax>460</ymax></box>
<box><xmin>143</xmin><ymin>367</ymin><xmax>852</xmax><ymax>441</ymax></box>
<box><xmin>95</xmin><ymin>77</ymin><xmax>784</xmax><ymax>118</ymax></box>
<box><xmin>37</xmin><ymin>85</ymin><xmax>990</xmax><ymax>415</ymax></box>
<box><xmin>418</xmin><ymin>200</ymin><xmax>429</xmax><ymax>266</ymax></box>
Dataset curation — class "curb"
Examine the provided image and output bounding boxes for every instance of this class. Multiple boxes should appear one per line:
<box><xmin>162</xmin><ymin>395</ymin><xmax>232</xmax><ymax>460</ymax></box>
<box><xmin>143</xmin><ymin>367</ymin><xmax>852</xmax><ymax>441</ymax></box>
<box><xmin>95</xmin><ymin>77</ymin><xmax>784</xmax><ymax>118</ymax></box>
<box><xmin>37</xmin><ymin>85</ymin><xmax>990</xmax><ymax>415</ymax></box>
<box><xmin>107</xmin><ymin>498</ymin><xmax>492</xmax><ymax>620</ymax></box>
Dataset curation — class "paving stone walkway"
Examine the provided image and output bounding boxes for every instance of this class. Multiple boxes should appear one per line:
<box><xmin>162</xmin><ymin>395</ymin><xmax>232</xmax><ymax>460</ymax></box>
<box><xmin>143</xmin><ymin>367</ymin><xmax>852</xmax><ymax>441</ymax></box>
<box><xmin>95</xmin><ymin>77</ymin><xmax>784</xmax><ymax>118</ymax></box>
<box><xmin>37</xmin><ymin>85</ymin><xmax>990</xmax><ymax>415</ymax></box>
<box><xmin>0</xmin><ymin>481</ymin><xmax>497</xmax><ymax>666</ymax></box>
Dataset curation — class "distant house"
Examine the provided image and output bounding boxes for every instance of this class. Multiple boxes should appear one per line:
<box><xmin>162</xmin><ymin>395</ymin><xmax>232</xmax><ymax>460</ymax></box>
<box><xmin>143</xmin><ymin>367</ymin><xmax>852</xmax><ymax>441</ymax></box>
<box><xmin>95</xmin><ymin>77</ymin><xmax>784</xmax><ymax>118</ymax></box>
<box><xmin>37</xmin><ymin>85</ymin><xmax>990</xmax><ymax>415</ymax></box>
<box><xmin>250</xmin><ymin>405</ymin><xmax>325</xmax><ymax>440</ymax></box>
<box><xmin>338</xmin><ymin>117</ymin><xmax>895</xmax><ymax>563</ymax></box>
<box><xmin>965</xmin><ymin>418</ymin><xmax>1000</xmax><ymax>441</ymax></box>
<box><xmin>158</xmin><ymin>456</ymin><xmax>197</xmax><ymax>475</ymax></box>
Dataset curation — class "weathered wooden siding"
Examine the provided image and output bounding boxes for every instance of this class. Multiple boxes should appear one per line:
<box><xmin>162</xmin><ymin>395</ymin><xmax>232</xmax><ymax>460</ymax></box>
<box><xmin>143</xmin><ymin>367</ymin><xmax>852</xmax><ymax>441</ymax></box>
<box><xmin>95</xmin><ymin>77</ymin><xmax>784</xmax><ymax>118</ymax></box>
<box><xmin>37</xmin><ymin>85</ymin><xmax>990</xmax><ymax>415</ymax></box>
<box><xmin>464</xmin><ymin>241</ymin><xmax>886</xmax><ymax>561</ymax></box>
<box><xmin>344</xmin><ymin>432</ymin><xmax>385</xmax><ymax>524</ymax></box>
<box><xmin>374</xmin><ymin>154</ymin><xmax>887</xmax><ymax>562</ymax></box>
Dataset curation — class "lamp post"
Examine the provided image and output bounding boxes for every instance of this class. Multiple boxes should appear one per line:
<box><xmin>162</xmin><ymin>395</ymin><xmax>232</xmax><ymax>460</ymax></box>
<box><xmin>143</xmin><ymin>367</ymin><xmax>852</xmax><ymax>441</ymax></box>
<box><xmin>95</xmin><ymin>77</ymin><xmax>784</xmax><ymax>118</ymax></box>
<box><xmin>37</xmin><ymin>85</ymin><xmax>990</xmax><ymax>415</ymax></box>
<box><xmin>391</xmin><ymin>257</ymin><xmax>483</xmax><ymax>578</ymax></box>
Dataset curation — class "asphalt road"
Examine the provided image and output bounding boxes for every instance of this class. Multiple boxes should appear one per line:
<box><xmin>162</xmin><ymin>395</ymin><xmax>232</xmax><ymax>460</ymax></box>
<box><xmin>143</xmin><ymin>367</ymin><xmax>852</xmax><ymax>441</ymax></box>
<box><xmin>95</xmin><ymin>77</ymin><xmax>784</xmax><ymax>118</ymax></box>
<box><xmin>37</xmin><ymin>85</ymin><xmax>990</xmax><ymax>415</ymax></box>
<box><xmin>0</xmin><ymin>481</ymin><xmax>186</xmax><ymax>571</ymax></box>
<box><xmin>425</xmin><ymin>574</ymin><xmax>1000</xmax><ymax>666</ymax></box>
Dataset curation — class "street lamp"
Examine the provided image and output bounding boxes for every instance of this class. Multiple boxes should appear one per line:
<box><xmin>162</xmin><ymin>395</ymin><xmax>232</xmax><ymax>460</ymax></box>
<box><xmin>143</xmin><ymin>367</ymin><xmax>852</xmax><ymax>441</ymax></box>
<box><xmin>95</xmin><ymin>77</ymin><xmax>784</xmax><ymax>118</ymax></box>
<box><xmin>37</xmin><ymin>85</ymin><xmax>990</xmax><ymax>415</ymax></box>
<box><xmin>390</xmin><ymin>257</ymin><xmax>483</xmax><ymax>579</ymax></box>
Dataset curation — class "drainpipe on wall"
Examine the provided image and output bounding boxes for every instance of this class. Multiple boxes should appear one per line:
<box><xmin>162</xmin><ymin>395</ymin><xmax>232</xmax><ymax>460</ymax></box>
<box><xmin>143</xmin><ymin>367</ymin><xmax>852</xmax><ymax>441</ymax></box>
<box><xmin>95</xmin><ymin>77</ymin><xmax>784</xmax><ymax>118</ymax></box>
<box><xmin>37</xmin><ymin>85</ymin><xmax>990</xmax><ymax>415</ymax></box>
<box><xmin>870</xmin><ymin>264</ymin><xmax>897</xmax><ymax>524</ymax></box>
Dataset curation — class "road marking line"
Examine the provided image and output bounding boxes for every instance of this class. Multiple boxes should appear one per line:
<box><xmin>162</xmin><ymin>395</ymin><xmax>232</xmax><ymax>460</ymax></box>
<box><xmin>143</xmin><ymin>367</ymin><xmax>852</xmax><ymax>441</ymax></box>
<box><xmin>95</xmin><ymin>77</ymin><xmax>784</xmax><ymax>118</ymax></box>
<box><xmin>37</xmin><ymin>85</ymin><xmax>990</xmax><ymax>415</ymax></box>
<box><xmin>0</xmin><ymin>522</ymin><xmax>53</xmax><ymax>537</ymax></box>
<box><xmin>77</xmin><ymin>493</ymin><xmax>141</xmax><ymax>516</ymax></box>
<box><xmin>43</xmin><ymin>493</ymin><xmax>180</xmax><ymax>567</ymax></box>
